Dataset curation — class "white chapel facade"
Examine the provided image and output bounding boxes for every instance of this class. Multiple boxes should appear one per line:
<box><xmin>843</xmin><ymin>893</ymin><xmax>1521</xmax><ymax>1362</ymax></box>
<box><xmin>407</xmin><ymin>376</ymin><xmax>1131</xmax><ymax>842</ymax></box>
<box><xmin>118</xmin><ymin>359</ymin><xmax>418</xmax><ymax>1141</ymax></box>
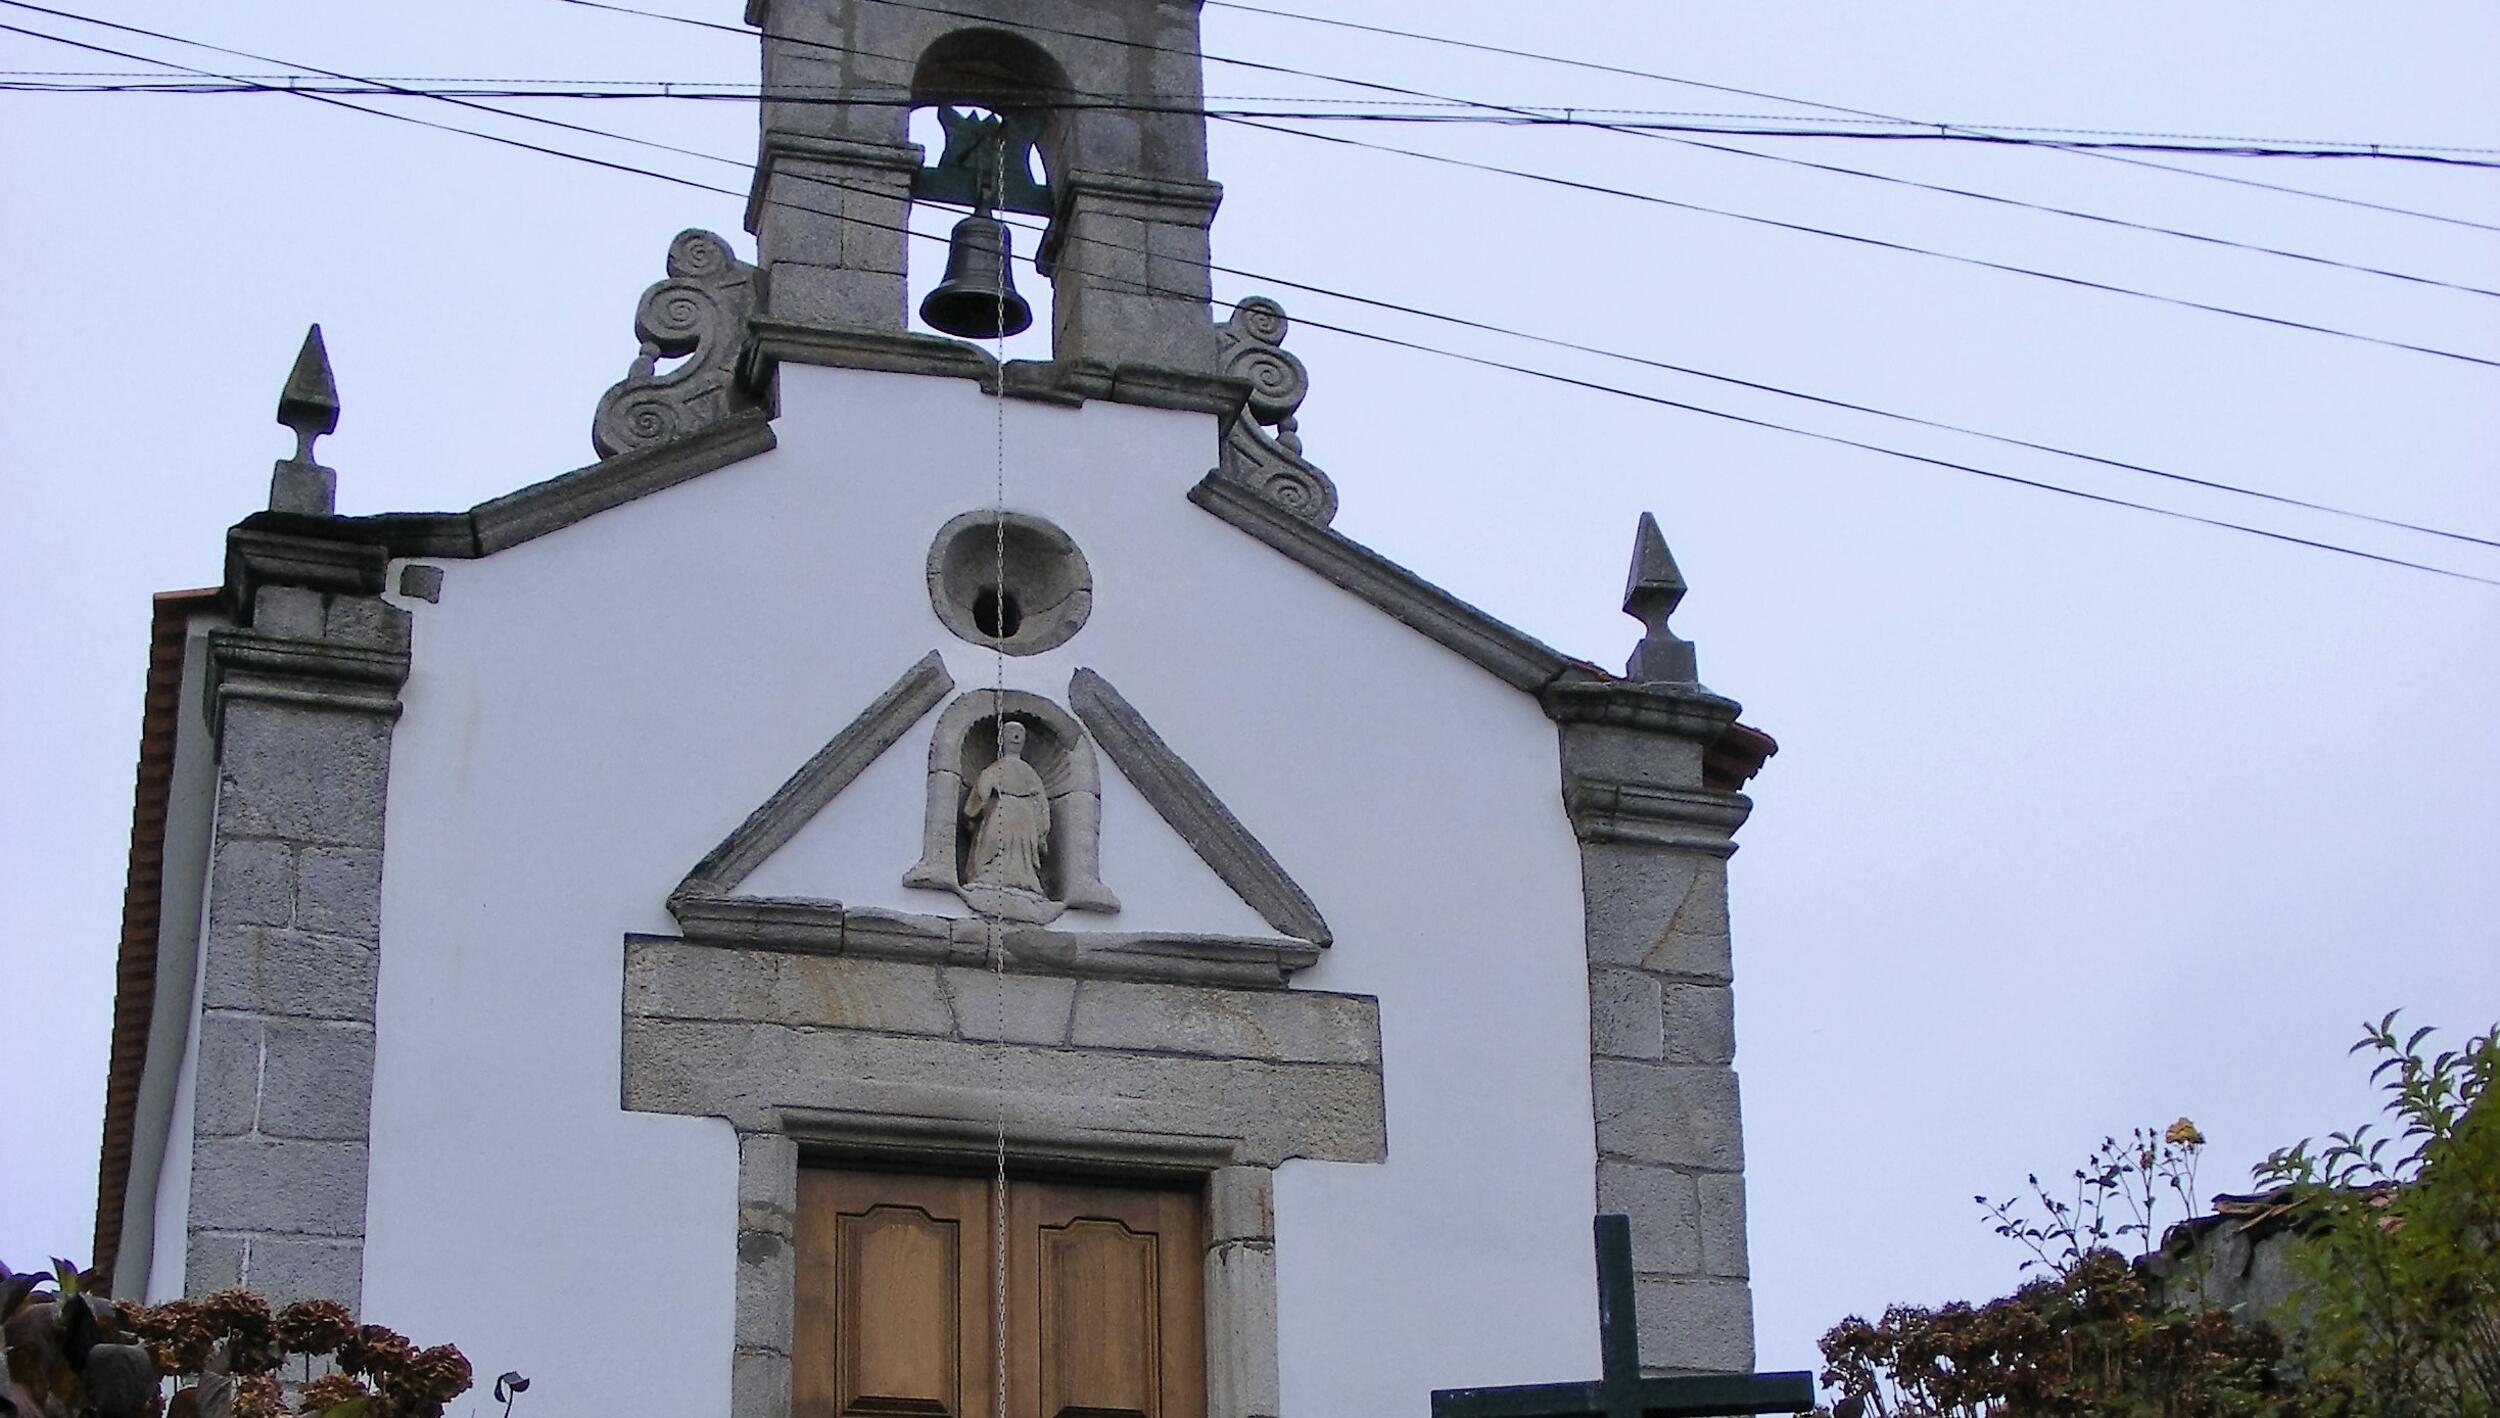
<box><xmin>88</xmin><ymin>3</ymin><xmax>1781</xmax><ymax>1414</ymax></box>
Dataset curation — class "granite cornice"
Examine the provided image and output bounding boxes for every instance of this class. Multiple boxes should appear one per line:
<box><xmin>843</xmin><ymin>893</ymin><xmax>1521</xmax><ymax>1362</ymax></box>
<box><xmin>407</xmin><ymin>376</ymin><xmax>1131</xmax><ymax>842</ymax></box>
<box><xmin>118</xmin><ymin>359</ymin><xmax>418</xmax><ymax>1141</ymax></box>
<box><xmin>206</xmin><ymin>627</ymin><xmax>410</xmax><ymax>736</ymax></box>
<box><xmin>743</xmin><ymin>132</ymin><xmax>925</xmax><ymax>233</ymax></box>
<box><xmin>222</xmin><ymin>523</ymin><xmax>389</xmax><ymax>618</ymax></box>
<box><xmin>662</xmin><ymin>899</ymin><xmax>1322</xmax><ymax>989</ymax></box>
<box><xmin>1044</xmin><ymin>167</ymin><xmax>1225</xmax><ymax>228</ymax></box>
<box><xmin>325</xmin><ymin>411</ymin><xmax>780</xmax><ymax>561</ymax></box>
<box><xmin>1561</xmin><ymin>779</ymin><xmax>1753</xmax><ymax>854</ymax></box>
<box><xmin>746</xmin><ymin>322</ymin><xmax>1251</xmax><ymax>417</ymax></box>
<box><xmin>1541</xmin><ymin>679</ymin><xmax>1744</xmax><ymax>743</ymax></box>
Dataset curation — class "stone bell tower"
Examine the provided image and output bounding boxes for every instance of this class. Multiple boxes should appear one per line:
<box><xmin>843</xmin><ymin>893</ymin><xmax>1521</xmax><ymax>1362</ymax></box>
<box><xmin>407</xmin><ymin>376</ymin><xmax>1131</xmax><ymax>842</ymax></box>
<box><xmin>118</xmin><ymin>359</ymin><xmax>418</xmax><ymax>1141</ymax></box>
<box><xmin>745</xmin><ymin>0</ymin><xmax>1223</xmax><ymax>375</ymax></box>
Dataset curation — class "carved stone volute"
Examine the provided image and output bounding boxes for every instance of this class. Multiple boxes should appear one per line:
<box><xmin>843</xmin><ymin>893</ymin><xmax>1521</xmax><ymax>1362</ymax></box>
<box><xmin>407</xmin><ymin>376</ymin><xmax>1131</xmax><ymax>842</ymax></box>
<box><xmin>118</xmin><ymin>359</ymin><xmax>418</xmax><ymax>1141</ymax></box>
<box><xmin>1214</xmin><ymin>298</ymin><xmax>1338</xmax><ymax>525</ymax></box>
<box><xmin>592</xmin><ymin>230</ymin><xmax>761</xmax><ymax>459</ymax></box>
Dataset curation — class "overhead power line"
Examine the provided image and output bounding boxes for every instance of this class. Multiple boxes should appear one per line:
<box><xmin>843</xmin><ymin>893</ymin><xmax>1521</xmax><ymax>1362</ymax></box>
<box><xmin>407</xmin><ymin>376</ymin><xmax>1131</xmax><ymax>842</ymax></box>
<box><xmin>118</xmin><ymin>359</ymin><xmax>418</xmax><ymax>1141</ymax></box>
<box><xmin>13</xmin><ymin>70</ymin><xmax>2500</xmax><ymax>166</ymax></box>
<box><xmin>653</xmin><ymin>0</ymin><xmax>2500</xmax><ymax>361</ymax></box>
<box><xmin>1199</xmin><ymin>0</ymin><xmax>2500</xmax><ymax>237</ymax></box>
<box><xmin>8</xmin><ymin>6</ymin><xmax>2496</xmax><ymax>588</ymax></box>
<box><xmin>1223</xmin><ymin>117</ymin><xmax>2500</xmax><ymax>370</ymax></box>
<box><xmin>17</xmin><ymin>9</ymin><xmax>2491</xmax><ymax>556</ymax></box>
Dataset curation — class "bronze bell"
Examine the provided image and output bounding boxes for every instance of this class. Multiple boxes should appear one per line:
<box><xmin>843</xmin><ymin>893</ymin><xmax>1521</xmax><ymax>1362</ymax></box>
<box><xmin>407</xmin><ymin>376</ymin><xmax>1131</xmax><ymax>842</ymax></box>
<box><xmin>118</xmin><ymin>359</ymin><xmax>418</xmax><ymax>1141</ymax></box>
<box><xmin>920</xmin><ymin>211</ymin><xmax>1033</xmax><ymax>340</ymax></box>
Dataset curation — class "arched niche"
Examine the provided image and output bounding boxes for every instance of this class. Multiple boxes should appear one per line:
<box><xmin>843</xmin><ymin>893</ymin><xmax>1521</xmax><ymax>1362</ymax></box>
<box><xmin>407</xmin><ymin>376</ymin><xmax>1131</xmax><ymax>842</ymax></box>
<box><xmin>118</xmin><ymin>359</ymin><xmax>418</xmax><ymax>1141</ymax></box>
<box><xmin>904</xmin><ymin>689</ymin><xmax>1117</xmax><ymax>921</ymax></box>
<box><xmin>909</xmin><ymin>28</ymin><xmax>1071</xmax><ymax>214</ymax></box>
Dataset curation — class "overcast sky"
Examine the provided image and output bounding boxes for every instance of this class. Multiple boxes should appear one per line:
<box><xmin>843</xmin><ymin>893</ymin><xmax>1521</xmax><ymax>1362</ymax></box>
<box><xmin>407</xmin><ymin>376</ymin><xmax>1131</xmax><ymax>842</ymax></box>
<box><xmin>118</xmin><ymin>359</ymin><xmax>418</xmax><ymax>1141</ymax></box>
<box><xmin>4</xmin><ymin>0</ymin><xmax>2495</xmax><ymax>1389</ymax></box>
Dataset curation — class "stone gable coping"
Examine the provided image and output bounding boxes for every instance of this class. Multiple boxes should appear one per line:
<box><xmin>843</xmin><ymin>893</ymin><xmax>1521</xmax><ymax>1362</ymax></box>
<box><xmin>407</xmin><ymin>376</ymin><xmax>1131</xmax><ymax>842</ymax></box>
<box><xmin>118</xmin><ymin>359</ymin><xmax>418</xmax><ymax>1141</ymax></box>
<box><xmin>1186</xmin><ymin>471</ymin><xmax>1604</xmax><ymax>695</ymax></box>
<box><xmin>334</xmin><ymin>410</ymin><xmax>780</xmax><ymax>561</ymax></box>
<box><xmin>677</xmin><ymin>651</ymin><xmax>956</xmax><ymax>899</ymax></box>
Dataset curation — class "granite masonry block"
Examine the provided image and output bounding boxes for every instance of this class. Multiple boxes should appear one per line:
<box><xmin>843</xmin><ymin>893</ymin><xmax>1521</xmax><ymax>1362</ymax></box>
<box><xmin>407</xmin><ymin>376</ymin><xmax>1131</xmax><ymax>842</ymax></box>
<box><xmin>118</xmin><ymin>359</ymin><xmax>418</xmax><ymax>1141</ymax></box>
<box><xmin>397</xmin><ymin>565</ymin><xmax>444</xmax><ymax>603</ymax></box>
<box><xmin>738</xmin><ymin>1131</ymin><xmax>798</xmax><ymax>1239</ymax></box>
<box><xmin>1591</xmin><ymin>1060</ymin><xmax>1745</xmax><ymax>1172</ymax></box>
<box><xmin>1068</xmin><ymin>979</ymin><xmax>1380</xmax><ymax>1066</ymax></box>
<box><xmin>735</xmin><ymin>1239</ymin><xmax>795</xmax><ymax>1357</ymax></box>
<box><xmin>292</xmin><ymin>847</ymin><xmax>385</xmax><ymax>939</ymax></box>
<box><xmin>251</xmin><ymin>586</ymin><xmax>327</xmax><ymax>640</ymax></box>
<box><xmin>1659</xmin><ymin>983</ymin><xmax>1737</xmax><ymax>1066</ymax></box>
<box><xmin>209</xmin><ymin>838</ymin><xmax>296</xmax><ymax>930</ymax></box>
<box><xmin>216</xmin><ymin>707</ymin><xmax>395</xmax><ymax>848</ymax></box>
<box><xmin>1207</xmin><ymin>1242</ymin><xmax>1281</xmax><ymax>1418</ymax></box>
<box><xmin>1557</xmin><ymin>723</ymin><xmax>1710</xmax><ymax>794</ymax></box>
<box><xmin>730</xmin><ymin>1349</ymin><xmax>790</xmax><ymax>1418</ymax></box>
<box><xmin>229</xmin><ymin>1234</ymin><xmax>364</xmax><ymax>1309</ymax></box>
<box><xmin>1634</xmin><ymin>1276</ymin><xmax>1754</xmax><ymax>1375</ymax></box>
<box><xmin>1597</xmin><ymin>1160</ymin><xmax>1702</xmax><ymax>1277</ymax></box>
<box><xmin>943</xmin><ymin>967</ymin><xmax>1077</xmax><ymax>1046</ymax></box>
<box><xmin>1589</xmin><ymin>968</ymin><xmax>1666</xmax><ymax>1061</ymax></box>
<box><xmin>626</xmin><ymin>942</ymin><xmax>954</xmax><ymax>1037</ymax></box>
<box><xmin>1207</xmin><ymin>1166</ymin><xmax>1274</xmax><ymax>1245</ymax></box>
<box><xmin>1583</xmin><ymin>848</ymin><xmax>1732</xmax><ymax>981</ymax></box>
<box><xmin>252</xmin><ymin>1020</ymin><xmax>375</xmax><ymax>1140</ymax></box>
<box><xmin>188</xmin><ymin>1135</ymin><xmax>369</xmax><ymax>1236</ymax></box>
<box><xmin>623</xmin><ymin>1019</ymin><xmax>1386</xmax><ymax>1166</ymax></box>
<box><xmin>1698</xmin><ymin>1172</ymin><xmax>1750</xmax><ymax>1279</ymax></box>
<box><xmin>764</xmin><ymin>262</ymin><xmax>905</xmax><ymax>329</ymax></box>
<box><xmin>200</xmin><ymin>927</ymin><xmax>377</xmax><ymax>1023</ymax></box>
<box><xmin>183</xmin><ymin>1233</ymin><xmax>249</xmax><ymax>1296</ymax></box>
<box><xmin>190</xmin><ymin>1014</ymin><xmax>268</xmax><ymax>1139</ymax></box>
<box><xmin>320</xmin><ymin>595</ymin><xmax>410</xmax><ymax>651</ymax></box>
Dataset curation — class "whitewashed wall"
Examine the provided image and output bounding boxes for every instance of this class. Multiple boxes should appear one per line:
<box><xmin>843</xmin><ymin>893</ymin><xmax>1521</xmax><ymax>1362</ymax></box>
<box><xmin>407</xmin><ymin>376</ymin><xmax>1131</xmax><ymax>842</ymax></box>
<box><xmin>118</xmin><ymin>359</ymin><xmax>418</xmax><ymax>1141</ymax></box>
<box><xmin>358</xmin><ymin>364</ymin><xmax>1598</xmax><ymax>1415</ymax></box>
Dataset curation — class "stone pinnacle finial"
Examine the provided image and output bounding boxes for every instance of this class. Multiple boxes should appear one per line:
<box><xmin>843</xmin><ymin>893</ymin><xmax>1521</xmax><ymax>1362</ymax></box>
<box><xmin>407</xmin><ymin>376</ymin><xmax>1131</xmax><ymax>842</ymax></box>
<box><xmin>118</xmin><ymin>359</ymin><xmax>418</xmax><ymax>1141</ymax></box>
<box><xmin>269</xmin><ymin>324</ymin><xmax>340</xmax><ymax>515</ymax></box>
<box><xmin>1621</xmin><ymin>511</ymin><xmax>1698</xmax><ymax>684</ymax></box>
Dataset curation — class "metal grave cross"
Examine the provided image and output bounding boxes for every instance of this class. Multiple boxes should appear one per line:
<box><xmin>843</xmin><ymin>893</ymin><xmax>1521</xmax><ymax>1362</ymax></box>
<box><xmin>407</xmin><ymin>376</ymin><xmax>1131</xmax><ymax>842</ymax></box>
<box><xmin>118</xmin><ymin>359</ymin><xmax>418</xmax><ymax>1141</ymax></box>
<box><xmin>1429</xmin><ymin>1216</ymin><xmax>1815</xmax><ymax>1418</ymax></box>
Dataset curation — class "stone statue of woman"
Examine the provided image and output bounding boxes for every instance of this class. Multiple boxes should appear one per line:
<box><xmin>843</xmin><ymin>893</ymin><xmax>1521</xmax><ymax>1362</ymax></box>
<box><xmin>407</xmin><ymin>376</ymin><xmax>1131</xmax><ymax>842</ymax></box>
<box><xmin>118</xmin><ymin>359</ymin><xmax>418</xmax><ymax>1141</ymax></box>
<box><xmin>964</xmin><ymin>721</ymin><xmax>1050</xmax><ymax>895</ymax></box>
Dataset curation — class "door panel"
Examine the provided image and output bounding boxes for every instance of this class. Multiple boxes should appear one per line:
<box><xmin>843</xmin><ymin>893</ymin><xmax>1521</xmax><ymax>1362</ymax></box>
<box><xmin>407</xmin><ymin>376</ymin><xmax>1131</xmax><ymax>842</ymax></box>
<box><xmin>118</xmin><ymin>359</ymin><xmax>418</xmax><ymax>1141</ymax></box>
<box><xmin>796</xmin><ymin>1171</ymin><xmax>995</xmax><ymax>1418</ymax></box>
<box><xmin>797</xmin><ymin>1169</ymin><xmax>1203</xmax><ymax>1418</ymax></box>
<box><xmin>1013</xmin><ymin>1180</ymin><xmax>1205</xmax><ymax>1418</ymax></box>
<box><xmin>1039</xmin><ymin>1218</ymin><xmax>1158</xmax><ymax>1418</ymax></box>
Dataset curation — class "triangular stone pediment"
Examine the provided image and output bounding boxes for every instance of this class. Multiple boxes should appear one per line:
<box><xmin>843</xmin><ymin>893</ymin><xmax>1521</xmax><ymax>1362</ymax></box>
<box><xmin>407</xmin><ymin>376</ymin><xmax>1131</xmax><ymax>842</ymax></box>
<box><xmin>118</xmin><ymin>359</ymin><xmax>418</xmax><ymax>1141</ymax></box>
<box><xmin>667</xmin><ymin>652</ymin><xmax>1329</xmax><ymax>984</ymax></box>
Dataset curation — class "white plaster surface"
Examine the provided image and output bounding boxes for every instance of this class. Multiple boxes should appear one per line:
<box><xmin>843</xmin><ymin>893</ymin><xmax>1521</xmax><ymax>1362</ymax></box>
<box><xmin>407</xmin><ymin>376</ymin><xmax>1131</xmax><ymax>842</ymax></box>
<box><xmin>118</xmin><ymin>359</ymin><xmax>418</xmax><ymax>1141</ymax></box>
<box><xmin>141</xmin><ymin>616</ymin><xmax>222</xmax><ymax>1304</ymax></box>
<box><xmin>144</xmin><ymin>902</ymin><xmax>202</xmax><ymax>1304</ymax></box>
<box><xmin>359</xmin><ymin>365</ymin><xmax>1598</xmax><ymax>1416</ymax></box>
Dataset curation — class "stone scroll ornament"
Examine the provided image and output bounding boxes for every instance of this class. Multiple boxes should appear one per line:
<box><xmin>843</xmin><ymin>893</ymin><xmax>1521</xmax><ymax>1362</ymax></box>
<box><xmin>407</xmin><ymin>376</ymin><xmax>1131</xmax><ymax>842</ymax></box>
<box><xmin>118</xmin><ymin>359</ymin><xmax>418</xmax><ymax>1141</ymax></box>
<box><xmin>1215</xmin><ymin>298</ymin><xmax>1339</xmax><ymax>525</ymax></box>
<box><xmin>591</xmin><ymin>230</ymin><xmax>760</xmax><ymax>458</ymax></box>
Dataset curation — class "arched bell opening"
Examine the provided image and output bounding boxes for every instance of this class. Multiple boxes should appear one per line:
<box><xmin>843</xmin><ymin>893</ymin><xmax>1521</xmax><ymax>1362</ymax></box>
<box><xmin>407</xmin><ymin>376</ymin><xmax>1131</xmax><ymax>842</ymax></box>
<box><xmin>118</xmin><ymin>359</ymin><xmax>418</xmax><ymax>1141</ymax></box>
<box><xmin>903</xmin><ymin>28</ymin><xmax>1070</xmax><ymax>358</ymax></box>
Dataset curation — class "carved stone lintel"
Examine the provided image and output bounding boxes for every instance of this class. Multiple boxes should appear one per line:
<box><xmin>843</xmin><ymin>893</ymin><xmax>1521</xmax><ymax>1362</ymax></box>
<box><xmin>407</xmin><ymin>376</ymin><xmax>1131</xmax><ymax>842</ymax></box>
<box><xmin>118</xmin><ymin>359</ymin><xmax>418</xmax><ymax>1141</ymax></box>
<box><xmin>592</xmin><ymin>230</ymin><xmax>761</xmax><ymax>459</ymax></box>
<box><xmin>1213</xmin><ymin>298</ymin><xmax>1337</xmax><ymax>525</ymax></box>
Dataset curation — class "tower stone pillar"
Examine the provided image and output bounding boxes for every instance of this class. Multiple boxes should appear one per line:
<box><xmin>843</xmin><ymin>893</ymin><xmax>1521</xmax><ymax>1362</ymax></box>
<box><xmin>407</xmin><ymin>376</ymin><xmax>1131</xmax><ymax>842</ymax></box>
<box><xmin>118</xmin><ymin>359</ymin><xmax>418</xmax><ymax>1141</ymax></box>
<box><xmin>1545</xmin><ymin>515</ymin><xmax>1767</xmax><ymax>1374</ymax></box>
<box><xmin>183</xmin><ymin>338</ymin><xmax>407</xmax><ymax>1308</ymax></box>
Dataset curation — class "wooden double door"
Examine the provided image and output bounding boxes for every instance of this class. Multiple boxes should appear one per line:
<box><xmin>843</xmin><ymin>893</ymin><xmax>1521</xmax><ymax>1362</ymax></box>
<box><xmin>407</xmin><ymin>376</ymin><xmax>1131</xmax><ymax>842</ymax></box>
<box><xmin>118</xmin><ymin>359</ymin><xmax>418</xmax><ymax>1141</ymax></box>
<box><xmin>793</xmin><ymin>1167</ymin><xmax>1207</xmax><ymax>1418</ymax></box>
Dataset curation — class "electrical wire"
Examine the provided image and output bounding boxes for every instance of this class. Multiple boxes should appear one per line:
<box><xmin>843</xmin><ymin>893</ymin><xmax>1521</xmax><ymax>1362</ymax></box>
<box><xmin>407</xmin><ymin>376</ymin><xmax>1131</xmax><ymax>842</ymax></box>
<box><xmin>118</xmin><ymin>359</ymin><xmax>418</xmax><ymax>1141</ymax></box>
<box><xmin>7</xmin><ymin>9</ymin><xmax>2495</xmax><ymax>588</ymax></box>
<box><xmin>1223</xmin><ymin>116</ymin><xmax>2500</xmax><ymax>371</ymax></box>
<box><xmin>1199</xmin><ymin>0</ymin><xmax>2500</xmax><ymax>236</ymax></box>
<box><xmin>533</xmin><ymin>0</ymin><xmax>2500</xmax><ymax>359</ymax></box>
<box><xmin>19</xmin><ymin>0</ymin><xmax>2497</xmax><ymax>552</ymax></box>
<box><xmin>10</xmin><ymin>70</ymin><xmax>2500</xmax><ymax>167</ymax></box>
